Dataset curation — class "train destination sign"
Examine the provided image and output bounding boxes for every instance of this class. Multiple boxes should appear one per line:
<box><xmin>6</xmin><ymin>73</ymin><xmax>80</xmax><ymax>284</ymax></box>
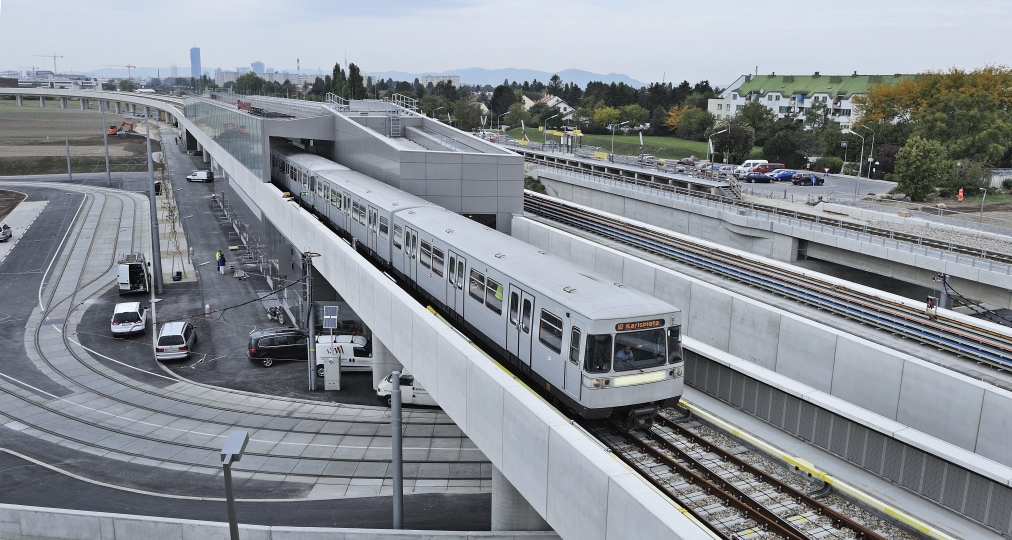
<box><xmin>615</xmin><ymin>319</ymin><xmax>665</xmax><ymax>331</ymax></box>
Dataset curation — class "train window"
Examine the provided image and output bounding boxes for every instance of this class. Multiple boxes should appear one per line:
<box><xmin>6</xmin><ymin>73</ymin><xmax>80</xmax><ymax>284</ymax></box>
<box><xmin>379</xmin><ymin>217</ymin><xmax>389</xmax><ymax>238</ymax></box>
<box><xmin>509</xmin><ymin>292</ymin><xmax>519</xmax><ymax>325</ymax></box>
<box><xmin>393</xmin><ymin>225</ymin><xmax>403</xmax><ymax>249</ymax></box>
<box><xmin>613</xmin><ymin>328</ymin><xmax>666</xmax><ymax>372</ymax></box>
<box><xmin>485</xmin><ymin>278</ymin><xmax>503</xmax><ymax>314</ymax></box>
<box><xmin>569</xmin><ymin>328</ymin><xmax>582</xmax><ymax>365</ymax></box>
<box><xmin>667</xmin><ymin>326</ymin><xmax>682</xmax><ymax>363</ymax></box>
<box><xmin>344</xmin><ymin>195</ymin><xmax>351</xmax><ymax>214</ymax></box>
<box><xmin>315</xmin><ymin>176</ymin><xmax>322</xmax><ymax>195</ymax></box>
<box><xmin>539</xmin><ymin>310</ymin><xmax>563</xmax><ymax>354</ymax></box>
<box><xmin>331</xmin><ymin>189</ymin><xmax>340</xmax><ymax>208</ymax></box>
<box><xmin>584</xmin><ymin>334</ymin><xmax>612</xmax><ymax>374</ymax></box>
<box><xmin>359</xmin><ymin>204</ymin><xmax>367</xmax><ymax>225</ymax></box>
<box><xmin>521</xmin><ymin>299</ymin><xmax>532</xmax><ymax>333</ymax></box>
<box><xmin>432</xmin><ymin>248</ymin><xmax>444</xmax><ymax>277</ymax></box>
<box><xmin>448</xmin><ymin>256</ymin><xmax>456</xmax><ymax>284</ymax></box>
<box><xmin>456</xmin><ymin>261</ymin><xmax>464</xmax><ymax>289</ymax></box>
<box><xmin>420</xmin><ymin>241</ymin><xmax>432</xmax><ymax>269</ymax></box>
<box><xmin>469</xmin><ymin>270</ymin><xmax>485</xmax><ymax>303</ymax></box>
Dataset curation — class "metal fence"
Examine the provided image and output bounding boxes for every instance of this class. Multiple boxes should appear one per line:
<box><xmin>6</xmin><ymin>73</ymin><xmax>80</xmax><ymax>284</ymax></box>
<box><xmin>539</xmin><ymin>166</ymin><xmax>1012</xmax><ymax>274</ymax></box>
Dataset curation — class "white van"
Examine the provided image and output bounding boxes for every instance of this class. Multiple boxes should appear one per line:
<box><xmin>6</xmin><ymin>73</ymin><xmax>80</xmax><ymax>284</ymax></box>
<box><xmin>186</xmin><ymin>170</ymin><xmax>214</xmax><ymax>182</ymax></box>
<box><xmin>377</xmin><ymin>370</ymin><xmax>437</xmax><ymax>407</ymax></box>
<box><xmin>315</xmin><ymin>334</ymin><xmax>372</xmax><ymax>377</ymax></box>
<box><xmin>734</xmin><ymin>159</ymin><xmax>768</xmax><ymax>178</ymax></box>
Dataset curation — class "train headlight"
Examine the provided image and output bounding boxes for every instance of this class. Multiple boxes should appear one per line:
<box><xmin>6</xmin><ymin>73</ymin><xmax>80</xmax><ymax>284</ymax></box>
<box><xmin>583</xmin><ymin>376</ymin><xmax>612</xmax><ymax>389</ymax></box>
<box><xmin>611</xmin><ymin>370</ymin><xmax>667</xmax><ymax>387</ymax></box>
<box><xmin>674</xmin><ymin>366</ymin><xmax>683</xmax><ymax>377</ymax></box>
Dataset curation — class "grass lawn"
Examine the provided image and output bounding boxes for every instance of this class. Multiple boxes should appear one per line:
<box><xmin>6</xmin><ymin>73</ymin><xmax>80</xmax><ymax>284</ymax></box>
<box><xmin>504</xmin><ymin>128</ymin><xmax>708</xmax><ymax>160</ymax></box>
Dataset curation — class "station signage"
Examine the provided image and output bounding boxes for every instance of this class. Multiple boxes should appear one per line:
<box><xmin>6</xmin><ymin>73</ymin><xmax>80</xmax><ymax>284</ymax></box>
<box><xmin>615</xmin><ymin>319</ymin><xmax>665</xmax><ymax>331</ymax></box>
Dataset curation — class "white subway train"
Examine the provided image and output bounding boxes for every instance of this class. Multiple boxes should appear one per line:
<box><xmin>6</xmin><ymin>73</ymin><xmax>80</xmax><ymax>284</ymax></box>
<box><xmin>270</xmin><ymin>142</ymin><xmax>684</xmax><ymax>425</ymax></box>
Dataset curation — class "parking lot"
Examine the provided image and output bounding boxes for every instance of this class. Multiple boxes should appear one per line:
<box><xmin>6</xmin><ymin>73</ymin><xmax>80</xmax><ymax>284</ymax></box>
<box><xmin>739</xmin><ymin>172</ymin><xmax>896</xmax><ymax>201</ymax></box>
<box><xmin>78</xmin><ymin>125</ymin><xmax>388</xmax><ymax>407</ymax></box>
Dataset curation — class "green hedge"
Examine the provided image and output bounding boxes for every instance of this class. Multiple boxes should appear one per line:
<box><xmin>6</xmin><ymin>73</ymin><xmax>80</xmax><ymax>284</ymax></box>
<box><xmin>812</xmin><ymin>156</ymin><xmax>843</xmax><ymax>174</ymax></box>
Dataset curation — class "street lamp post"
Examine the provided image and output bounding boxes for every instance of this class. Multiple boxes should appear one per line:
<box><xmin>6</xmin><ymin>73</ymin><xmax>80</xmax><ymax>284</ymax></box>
<box><xmin>220</xmin><ymin>431</ymin><xmax>250</xmax><ymax>540</ymax></box>
<box><xmin>980</xmin><ymin>188</ymin><xmax>988</xmax><ymax>230</ymax></box>
<box><xmin>432</xmin><ymin>106</ymin><xmax>444</xmax><ymax>119</ymax></box>
<box><xmin>611</xmin><ymin>120</ymin><xmax>629</xmax><ymax>155</ymax></box>
<box><xmin>859</xmin><ymin>125</ymin><xmax>875</xmax><ymax>178</ymax></box>
<box><xmin>497</xmin><ymin>112</ymin><xmax>507</xmax><ymax>130</ymax></box>
<box><xmin>303</xmin><ymin>251</ymin><xmax>321</xmax><ymax>391</ymax></box>
<box><xmin>844</xmin><ymin>129</ymin><xmax>865</xmax><ymax>199</ymax></box>
<box><xmin>544</xmin><ymin>113</ymin><xmax>559</xmax><ymax>150</ymax></box>
<box><xmin>707</xmin><ymin>129</ymin><xmax>728</xmax><ymax>165</ymax></box>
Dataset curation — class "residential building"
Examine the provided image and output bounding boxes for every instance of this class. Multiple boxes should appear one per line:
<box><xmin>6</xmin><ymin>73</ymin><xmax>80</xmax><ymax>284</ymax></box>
<box><xmin>189</xmin><ymin>48</ymin><xmax>201</xmax><ymax>79</ymax></box>
<box><xmin>536</xmin><ymin>95</ymin><xmax>575</xmax><ymax>120</ymax></box>
<box><xmin>214</xmin><ymin>69</ymin><xmax>240</xmax><ymax>85</ymax></box>
<box><xmin>420</xmin><ymin>75</ymin><xmax>460</xmax><ymax>87</ymax></box>
<box><xmin>707</xmin><ymin>72</ymin><xmax>919</xmax><ymax>129</ymax></box>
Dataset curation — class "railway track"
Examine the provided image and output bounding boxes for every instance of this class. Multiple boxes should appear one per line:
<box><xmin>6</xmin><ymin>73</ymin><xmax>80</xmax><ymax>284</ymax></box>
<box><xmin>525</xmin><ymin>192</ymin><xmax>1012</xmax><ymax>370</ymax></box>
<box><xmin>527</xmin><ymin>161</ymin><xmax>1012</xmax><ymax>267</ymax></box>
<box><xmin>587</xmin><ymin>408</ymin><xmax>912</xmax><ymax>540</ymax></box>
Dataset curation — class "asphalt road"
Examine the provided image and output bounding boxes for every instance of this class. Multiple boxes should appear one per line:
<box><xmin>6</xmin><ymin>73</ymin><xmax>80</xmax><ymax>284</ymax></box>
<box><xmin>739</xmin><ymin>172</ymin><xmax>896</xmax><ymax>201</ymax></box>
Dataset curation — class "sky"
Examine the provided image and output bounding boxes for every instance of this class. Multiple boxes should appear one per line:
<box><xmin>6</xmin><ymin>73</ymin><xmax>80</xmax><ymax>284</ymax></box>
<box><xmin>1</xmin><ymin>0</ymin><xmax>1010</xmax><ymax>87</ymax></box>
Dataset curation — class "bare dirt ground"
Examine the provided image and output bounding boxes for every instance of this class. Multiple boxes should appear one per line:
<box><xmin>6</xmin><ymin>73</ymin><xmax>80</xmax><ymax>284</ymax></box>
<box><xmin>0</xmin><ymin>189</ymin><xmax>26</xmax><ymax>221</ymax></box>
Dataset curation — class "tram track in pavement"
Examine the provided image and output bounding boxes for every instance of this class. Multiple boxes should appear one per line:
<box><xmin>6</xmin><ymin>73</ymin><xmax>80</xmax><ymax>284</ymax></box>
<box><xmin>524</xmin><ymin>191</ymin><xmax>1012</xmax><ymax>371</ymax></box>
<box><xmin>0</xmin><ymin>182</ymin><xmax>487</xmax><ymax>497</ymax></box>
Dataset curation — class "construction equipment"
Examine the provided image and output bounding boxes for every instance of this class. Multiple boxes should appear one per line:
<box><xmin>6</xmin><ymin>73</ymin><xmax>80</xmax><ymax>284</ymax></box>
<box><xmin>103</xmin><ymin>64</ymin><xmax>137</xmax><ymax>80</ymax></box>
<box><xmin>33</xmin><ymin>54</ymin><xmax>63</xmax><ymax>74</ymax></box>
<box><xmin>109</xmin><ymin>122</ymin><xmax>135</xmax><ymax>136</ymax></box>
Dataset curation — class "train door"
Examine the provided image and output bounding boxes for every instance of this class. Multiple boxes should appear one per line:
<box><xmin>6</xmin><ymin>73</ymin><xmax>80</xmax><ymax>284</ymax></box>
<box><xmin>367</xmin><ymin>206</ymin><xmax>379</xmax><ymax>252</ymax></box>
<box><xmin>507</xmin><ymin>285</ymin><xmax>535</xmax><ymax>367</ymax></box>
<box><xmin>446</xmin><ymin>251</ymin><xmax>465</xmax><ymax>316</ymax></box>
<box><xmin>564</xmin><ymin>326</ymin><xmax>582</xmax><ymax>397</ymax></box>
<box><xmin>402</xmin><ymin>227</ymin><xmax>418</xmax><ymax>282</ymax></box>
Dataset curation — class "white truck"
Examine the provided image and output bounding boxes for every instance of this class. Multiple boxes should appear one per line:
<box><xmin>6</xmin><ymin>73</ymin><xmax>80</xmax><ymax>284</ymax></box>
<box><xmin>117</xmin><ymin>253</ymin><xmax>151</xmax><ymax>294</ymax></box>
<box><xmin>377</xmin><ymin>369</ymin><xmax>437</xmax><ymax>407</ymax></box>
<box><xmin>315</xmin><ymin>334</ymin><xmax>372</xmax><ymax>377</ymax></box>
<box><xmin>186</xmin><ymin>170</ymin><xmax>214</xmax><ymax>182</ymax></box>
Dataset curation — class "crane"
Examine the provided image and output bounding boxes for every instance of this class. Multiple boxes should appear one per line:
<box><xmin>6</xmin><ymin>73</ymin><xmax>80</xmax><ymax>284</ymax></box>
<box><xmin>33</xmin><ymin>54</ymin><xmax>63</xmax><ymax>74</ymax></box>
<box><xmin>103</xmin><ymin>64</ymin><xmax>137</xmax><ymax>80</ymax></box>
<box><xmin>17</xmin><ymin>66</ymin><xmax>38</xmax><ymax>78</ymax></box>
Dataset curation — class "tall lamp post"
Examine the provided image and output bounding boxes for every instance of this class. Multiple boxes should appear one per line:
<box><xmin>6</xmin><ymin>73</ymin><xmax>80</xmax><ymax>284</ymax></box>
<box><xmin>980</xmin><ymin>188</ymin><xmax>988</xmax><ymax>231</ymax></box>
<box><xmin>610</xmin><ymin>120</ymin><xmax>629</xmax><ymax>155</ymax></box>
<box><xmin>431</xmin><ymin>106</ymin><xmax>444</xmax><ymax>119</ymax></box>
<box><xmin>543</xmin><ymin>113</ymin><xmax>559</xmax><ymax>149</ymax></box>
<box><xmin>707</xmin><ymin>129</ymin><xmax>728</xmax><ymax>165</ymax></box>
<box><xmin>844</xmin><ymin>129</ymin><xmax>865</xmax><ymax>199</ymax></box>
<box><xmin>497</xmin><ymin>112</ymin><xmax>507</xmax><ymax>130</ymax></box>
<box><xmin>859</xmin><ymin>125</ymin><xmax>875</xmax><ymax>178</ymax></box>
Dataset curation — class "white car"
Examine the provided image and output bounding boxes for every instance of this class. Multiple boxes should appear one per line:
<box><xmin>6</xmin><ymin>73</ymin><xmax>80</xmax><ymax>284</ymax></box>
<box><xmin>0</xmin><ymin>223</ymin><xmax>11</xmax><ymax>242</ymax></box>
<box><xmin>156</xmin><ymin>321</ymin><xmax>197</xmax><ymax>361</ymax></box>
<box><xmin>186</xmin><ymin>170</ymin><xmax>214</xmax><ymax>182</ymax></box>
<box><xmin>377</xmin><ymin>370</ymin><xmax>437</xmax><ymax>407</ymax></box>
<box><xmin>111</xmin><ymin>302</ymin><xmax>147</xmax><ymax>335</ymax></box>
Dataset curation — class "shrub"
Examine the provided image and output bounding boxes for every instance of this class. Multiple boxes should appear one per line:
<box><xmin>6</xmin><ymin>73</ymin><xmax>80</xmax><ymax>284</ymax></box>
<box><xmin>812</xmin><ymin>156</ymin><xmax>843</xmax><ymax>174</ymax></box>
<box><xmin>1002</xmin><ymin>178</ymin><xmax>1012</xmax><ymax>190</ymax></box>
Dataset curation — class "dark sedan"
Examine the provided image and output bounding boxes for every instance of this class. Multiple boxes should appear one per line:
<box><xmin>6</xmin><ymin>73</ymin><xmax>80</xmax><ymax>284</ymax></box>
<box><xmin>791</xmin><ymin>172</ymin><xmax>825</xmax><ymax>186</ymax></box>
<box><xmin>743</xmin><ymin>172</ymin><xmax>772</xmax><ymax>183</ymax></box>
<box><xmin>769</xmin><ymin>169</ymin><xmax>798</xmax><ymax>181</ymax></box>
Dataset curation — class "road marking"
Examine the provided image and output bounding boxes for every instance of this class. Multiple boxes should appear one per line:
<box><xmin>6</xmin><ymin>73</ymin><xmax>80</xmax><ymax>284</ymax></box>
<box><xmin>38</xmin><ymin>192</ymin><xmax>87</xmax><ymax>313</ymax></box>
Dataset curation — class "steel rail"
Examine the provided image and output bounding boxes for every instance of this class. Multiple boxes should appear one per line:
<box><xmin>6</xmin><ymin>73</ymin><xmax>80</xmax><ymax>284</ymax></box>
<box><xmin>524</xmin><ymin>193</ymin><xmax>1012</xmax><ymax>369</ymax></box>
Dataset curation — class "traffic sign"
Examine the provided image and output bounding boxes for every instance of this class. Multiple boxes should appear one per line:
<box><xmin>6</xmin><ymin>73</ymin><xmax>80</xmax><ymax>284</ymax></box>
<box><xmin>322</xmin><ymin>305</ymin><xmax>339</xmax><ymax>329</ymax></box>
<box><xmin>824</xmin><ymin>167</ymin><xmax>830</xmax><ymax>173</ymax></box>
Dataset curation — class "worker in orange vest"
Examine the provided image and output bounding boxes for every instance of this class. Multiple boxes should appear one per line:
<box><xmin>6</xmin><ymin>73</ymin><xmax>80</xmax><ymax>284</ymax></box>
<box><xmin>958</xmin><ymin>188</ymin><xmax>964</xmax><ymax>202</ymax></box>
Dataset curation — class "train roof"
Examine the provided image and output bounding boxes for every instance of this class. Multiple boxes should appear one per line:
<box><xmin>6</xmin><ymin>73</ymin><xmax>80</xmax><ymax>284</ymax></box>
<box><xmin>271</xmin><ymin>143</ymin><xmax>350</xmax><ymax>173</ymax></box>
<box><xmin>400</xmin><ymin>207</ymin><xmax>679</xmax><ymax>322</ymax></box>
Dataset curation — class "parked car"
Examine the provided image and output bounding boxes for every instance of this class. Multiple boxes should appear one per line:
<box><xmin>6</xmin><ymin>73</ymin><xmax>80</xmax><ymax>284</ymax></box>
<box><xmin>0</xmin><ymin>223</ymin><xmax>10</xmax><ymax>242</ymax></box>
<box><xmin>769</xmin><ymin>169</ymin><xmax>798</xmax><ymax>181</ymax></box>
<box><xmin>715</xmin><ymin>165</ymin><xmax>734</xmax><ymax>178</ymax></box>
<box><xmin>677</xmin><ymin>158</ymin><xmax>696</xmax><ymax>166</ymax></box>
<box><xmin>247</xmin><ymin>327</ymin><xmax>308</xmax><ymax>367</ymax></box>
<box><xmin>752</xmin><ymin>163</ymin><xmax>785</xmax><ymax>175</ymax></box>
<box><xmin>792</xmin><ymin>172</ymin><xmax>825</xmax><ymax>186</ymax></box>
<box><xmin>155</xmin><ymin>321</ymin><xmax>196</xmax><ymax>361</ymax></box>
<box><xmin>377</xmin><ymin>369</ymin><xmax>437</xmax><ymax>407</ymax></box>
<box><xmin>186</xmin><ymin>170</ymin><xmax>214</xmax><ymax>182</ymax></box>
<box><xmin>733</xmin><ymin>159</ymin><xmax>768</xmax><ymax>179</ymax></box>
<box><xmin>111</xmin><ymin>302</ymin><xmax>147</xmax><ymax>335</ymax></box>
<box><xmin>743</xmin><ymin>172</ymin><xmax>773</xmax><ymax>183</ymax></box>
<box><xmin>690</xmin><ymin>161</ymin><xmax>712</xmax><ymax>173</ymax></box>
<box><xmin>637</xmin><ymin>154</ymin><xmax>657</xmax><ymax>166</ymax></box>
<box><xmin>316</xmin><ymin>334</ymin><xmax>372</xmax><ymax>377</ymax></box>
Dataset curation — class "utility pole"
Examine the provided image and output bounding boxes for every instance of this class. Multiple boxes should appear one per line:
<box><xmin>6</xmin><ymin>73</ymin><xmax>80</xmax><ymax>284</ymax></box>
<box><xmin>391</xmin><ymin>371</ymin><xmax>404</xmax><ymax>528</ymax></box>
<box><xmin>64</xmin><ymin>137</ymin><xmax>73</xmax><ymax>182</ymax></box>
<box><xmin>303</xmin><ymin>251</ymin><xmax>320</xmax><ymax>391</ymax></box>
<box><xmin>100</xmin><ymin>100</ymin><xmax>111</xmax><ymax>187</ymax></box>
<box><xmin>144</xmin><ymin>107</ymin><xmax>164</xmax><ymax>294</ymax></box>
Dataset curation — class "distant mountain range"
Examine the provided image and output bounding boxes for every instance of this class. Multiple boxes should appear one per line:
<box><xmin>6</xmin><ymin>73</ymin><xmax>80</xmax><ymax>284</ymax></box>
<box><xmin>367</xmin><ymin>68</ymin><xmax>647</xmax><ymax>88</ymax></box>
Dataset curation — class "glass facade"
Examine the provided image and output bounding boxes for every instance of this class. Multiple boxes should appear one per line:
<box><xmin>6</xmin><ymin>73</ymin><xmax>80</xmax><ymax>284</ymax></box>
<box><xmin>184</xmin><ymin>98</ymin><xmax>264</xmax><ymax>180</ymax></box>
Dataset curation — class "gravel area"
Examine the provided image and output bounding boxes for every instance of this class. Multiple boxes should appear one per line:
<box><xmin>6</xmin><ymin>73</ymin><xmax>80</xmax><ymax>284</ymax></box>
<box><xmin>868</xmin><ymin>220</ymin><xmax>1012</xmax><ymax>256</ymax></box>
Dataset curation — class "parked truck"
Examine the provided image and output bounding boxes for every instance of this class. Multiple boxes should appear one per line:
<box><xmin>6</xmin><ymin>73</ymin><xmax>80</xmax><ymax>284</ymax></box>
<box><xmin>117</xmin><ymin>253</ymin><xmax>151</xmax><ymax>294</ymax></box>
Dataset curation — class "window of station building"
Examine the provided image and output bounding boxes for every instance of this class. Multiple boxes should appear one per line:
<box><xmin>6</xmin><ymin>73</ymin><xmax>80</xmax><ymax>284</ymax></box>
<box><xmin>393</xmin><ymin>225</ymin><xmax>403</xmax><ymax>249</ymax></box>
<box><xmin>469</xmin><ymin>269</ymin><xmax>485</xmax><ymax>303</ymax></box>
<box><xmin>569</xmin><ymin>328</ymin><xmax>582</xmax><ymax>365</ymax></box>
<box><xmin>431</xmin><ymin>247</ymin><xmax>444</xmax><ymax>277</ymax></box>
<box><xmin>485</xmin><ymin>278</ymin><xmax>503</xmax><ymax>315</ymax></box>
<box><xmin>539</xmin><ymin>310</ymin><xmax>563</xmax><ymax>354</ymax></box>
<box><xmin>420</xmin><ymin>241</ymin><xmax>432</xmax><ymax>269</ymax></box>
<box><xmin>379</xmin><ymin>217</ymin><xmax>389</xmax><ymax>239</ymax></box>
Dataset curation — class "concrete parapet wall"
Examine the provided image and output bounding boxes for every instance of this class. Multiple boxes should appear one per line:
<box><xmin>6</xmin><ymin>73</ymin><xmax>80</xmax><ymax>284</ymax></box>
<box><xmin>513</xmin><ymin>215</ymin><xmax>1012</xmax><ymax>471</ymax></box>
<box><xmin>0</xmin><ymin>504</ymin><xmax>559</xmax><ymax>540</ymax></box>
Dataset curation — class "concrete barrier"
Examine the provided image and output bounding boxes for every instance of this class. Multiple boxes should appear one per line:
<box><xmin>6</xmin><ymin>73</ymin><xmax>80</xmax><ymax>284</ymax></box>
<box><xmin>0</xmin><ymin>503</ymin><xmax>559</xmax><ymax>540</ymax></box>
<box><xmin>512</xmin><ymin>215</ymin><xmax>1012</xmax><ymax>470</ymax></box>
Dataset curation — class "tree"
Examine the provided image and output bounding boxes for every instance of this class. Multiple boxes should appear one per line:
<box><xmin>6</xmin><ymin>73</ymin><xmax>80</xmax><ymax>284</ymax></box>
<box><xmin>708</xmin><ymin>120</ymin><xmax>756</xmax><ymax>164</ymax></box>
<box><xmin>347</xmin><ymin>63</ymin><xmax>366</xmax><ymax>99</ymax></box>
<box><xmin>673</xmin><ymin>108</ymin><xmax>714</xmax><ymax>141</ymax></box>
<box><xmin>893</xmin><ymin>136</ymin><xmax>950</xmax><ymax>201</ymax></box>
<box><xmin>547</xmin><ymin>74</ymin><xmax>563</xmax><ymax>96</ymax></box>
<box><xmin>648</xmin><ymin>106</ymin><xmax>668</xmax><ymax>135</ymax></box>
<box><xmin>592</xmin><ymin>106</ymin><xmax>621</xmax><ymax>127</ymax></box>
<box><xmin>504</xmin><ymin>102</ymin><xmax>530</xmax><ymax>131</ymax></box>
<box><xmin>331</xmin><ymin>63</ymin><xmax>348</xmax><ymax>98</ymax></box>
<box><xmin>450</xmin><ymin>97</ymin><xmax>482</xmax><ymax>132</ymax></box>
<box><xmin>419</xmin><ymin>94</ymin><xmax>449</xmax><ymax>118</ymax></box>
<box><xmin>619</xmin><ymin>104</ymin><xmax>649</xmax><ymax>127</ymax></box>
<box><xmin>762</xmin><ymin>131</ymin><xmax>807</xmax><ymax>168</ymax></box>
<box><xmin>489</xmin><ymin>85</ymin><xmax>516</xmax><ymax>117</ymax></box>
<box><xmin>102</xmin><ymin>82</ymin><xmax>117</xmax><ymax>91</ymax></box>
<box><xmin>233</xmin><ymin>72</ymin><xmax>264</xmax><ymax>95</ymax></box>
<box><xmin>737</xmin><ymin>100</ymin><xmax>777</xmax><ymax>144</ymax></box>
<box><xmin>118</xmin><ymin>79</ymin><xmax>136</xmax><ymax>92</ymax></box>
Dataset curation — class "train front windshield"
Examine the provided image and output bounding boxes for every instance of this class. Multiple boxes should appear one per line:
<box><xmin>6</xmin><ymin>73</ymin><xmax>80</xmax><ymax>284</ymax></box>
<box><xmin>584</xmin><ymin>326</ymin><xmax>682</xmax><ymax>374</ymax></box>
